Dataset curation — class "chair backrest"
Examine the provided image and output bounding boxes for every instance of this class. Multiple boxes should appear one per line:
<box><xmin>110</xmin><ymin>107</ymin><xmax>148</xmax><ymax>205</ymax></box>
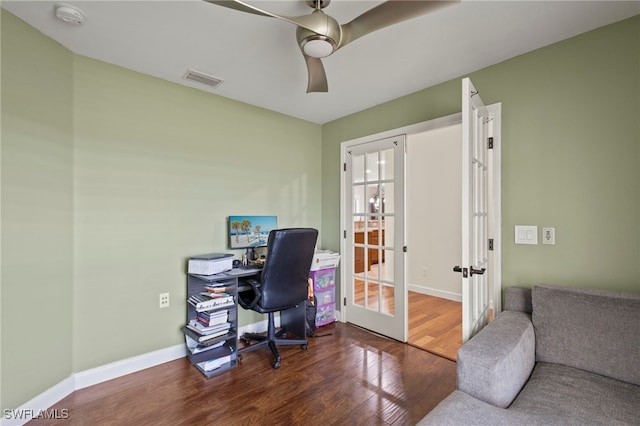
<box><xmin>258</xmin><ymin>228</ymin><xmax>318</xmax><ymax>311</ymax></box>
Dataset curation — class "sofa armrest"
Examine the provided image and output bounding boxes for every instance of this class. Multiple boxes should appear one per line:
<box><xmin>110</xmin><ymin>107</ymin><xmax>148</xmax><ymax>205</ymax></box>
<box><xmin>457</xmin><ymin>311</ymin><xmax>535</xmax><ymax>408</ymax></box>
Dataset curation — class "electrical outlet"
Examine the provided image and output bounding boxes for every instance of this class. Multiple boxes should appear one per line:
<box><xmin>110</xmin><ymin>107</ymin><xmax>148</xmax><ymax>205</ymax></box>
<box><xmin>422</xmin><ymin>267</ymin><xmax>429</xmax><ymax>277</ymax></box>
<box><xmin>542</xmin><ymin>227</ymin><xmax>556</xmax><ymax>245</ymax></box>
<box><xmin>159</xmin><ymin>292</ymin><xmax>170</xmax><ymax>309</ymax></box>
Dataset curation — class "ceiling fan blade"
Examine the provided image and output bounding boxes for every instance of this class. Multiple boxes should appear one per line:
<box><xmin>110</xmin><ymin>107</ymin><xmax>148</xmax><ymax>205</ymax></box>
<box><xmin>204</xmin><ymin>0</ymin><xmax>324</xmax><ymax>34</ymax></box>
<box><xmin>302</xmin><ymin>55</ymin><xmax>328</xmax><ymax>93</ymax></box>
<box><xmin>338</xmin><ymin>0</ymin><xmax>460</xmax><ymax>49</ymax></box>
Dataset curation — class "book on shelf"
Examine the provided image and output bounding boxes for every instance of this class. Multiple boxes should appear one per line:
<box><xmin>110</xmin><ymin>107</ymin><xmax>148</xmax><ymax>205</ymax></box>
<box><xmin>204</xmin><ymin>285</ymin><xmax>236</xmax><ymax>294</ymax></box>
<box><xmin>183</xmin><ymin>325</ymin><xmax>231</xmax><ymax>344</ymax></box>
<box><xmin>185</xmin><ymin>336</ymin><xmax>225</xmax><ymax>354</ymax></box>
<box><xmin>188</xmin><ymin>293</ymin><xmax>234</xmax><ymax>311</ymax></box>
<box><xmin>198</xmin><ymin>291</ymin><xmax>232</xmax><ymax>299</ymax></box>
<box><xmin>197</xmin><ymin>309</ymin><xmax>229</xmax><ymax>327</ymax></box>
<box><xmin>187</xmin><ymin>319</ymin><xmax>231</xmax><ymax>335</ymax></box>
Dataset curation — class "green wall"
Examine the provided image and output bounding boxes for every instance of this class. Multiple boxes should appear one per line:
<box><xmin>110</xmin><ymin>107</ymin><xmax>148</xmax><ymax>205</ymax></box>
<box><xmin>322</xmin><ymin>15</ymin><xmax>640</xmax><ymax>294</ymax></box>
<box><xmin>1</xmin><ymin>10</ymin><xmax>321</xmax><ymax>410</ymax></box>
<box><xmin>71</xmin><ymin>55</ymin><xmax>321</xmax><ymax>371</ymax></box>
<box><xmin>1</xmin><ymin>10</ymin><xmax>74</xmax><ymax>412</ymax></box>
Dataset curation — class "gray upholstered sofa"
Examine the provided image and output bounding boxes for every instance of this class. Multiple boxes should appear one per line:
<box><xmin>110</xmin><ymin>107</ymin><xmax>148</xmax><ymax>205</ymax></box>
<box><xmin>421</xmin><ymin>285</ymin><xmax>640</xmax><ymax>425</ymax></box>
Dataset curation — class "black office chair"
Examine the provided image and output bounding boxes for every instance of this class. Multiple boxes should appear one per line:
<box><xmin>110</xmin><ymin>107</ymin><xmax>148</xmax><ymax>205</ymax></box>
<box><xmin>238</xmin><ymin>228</ymin><xmax>318</xmax><ymax>369</ymax></box>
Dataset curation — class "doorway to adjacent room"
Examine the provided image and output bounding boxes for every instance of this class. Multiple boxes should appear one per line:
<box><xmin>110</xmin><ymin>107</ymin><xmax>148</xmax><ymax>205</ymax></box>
<box><xmin>340</xmin><ymin>78</ymin><xmax>502</xmax><ymax>353</ymax></box>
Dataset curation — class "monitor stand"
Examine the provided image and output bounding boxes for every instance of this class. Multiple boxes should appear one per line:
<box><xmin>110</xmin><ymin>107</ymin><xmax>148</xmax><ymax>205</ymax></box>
<box><xmin>245</xmin><ymin>248</ymin><xmax>256</xmax><ymax>261</ymax></box>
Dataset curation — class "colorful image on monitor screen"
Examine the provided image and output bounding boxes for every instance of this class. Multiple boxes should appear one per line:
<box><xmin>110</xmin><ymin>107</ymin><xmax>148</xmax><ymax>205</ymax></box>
<box><xmin>228</xmin><ymin>215</ymin><xmax>278</xmax><ymax>250</ymax></box>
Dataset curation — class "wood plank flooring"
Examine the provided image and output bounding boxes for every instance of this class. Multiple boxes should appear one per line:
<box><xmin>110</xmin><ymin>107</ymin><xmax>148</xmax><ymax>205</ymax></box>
<box><xmin>352</xmin><ymin>264</ymin><xmax>462</xmax><ymax>361</ymax></box>
<box><xmin>29</xmin><ymin>322</ymin><xmax>456</xmax><ymax>426</ymax></box>
<box><xmin>408</xmin><ymin>292</ymin><xmax>462</xmax><ymax>361</ymax></box>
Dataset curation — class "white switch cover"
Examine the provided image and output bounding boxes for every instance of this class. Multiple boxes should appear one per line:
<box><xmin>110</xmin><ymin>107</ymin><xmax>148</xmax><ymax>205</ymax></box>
<box><xmin>542</xmin><ymin>227</ymin><xmax>556</xmax><ymax>245</ymax></box>
<box><xmin>515</xmin><ymin>225</ymin><xmax>538</xmax><ymax>245</ymax></box>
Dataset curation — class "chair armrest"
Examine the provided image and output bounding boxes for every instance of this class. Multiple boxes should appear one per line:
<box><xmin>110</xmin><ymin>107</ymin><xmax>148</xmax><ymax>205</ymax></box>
<box><xmin>238</xmin><ymin>279</ymin><xmax>261</xmax><ymax>310</ymax></box>
<box><xmin>457</xmin><ymin>311</ymin><xmax>535</xmax><ymax>408</ymax></box>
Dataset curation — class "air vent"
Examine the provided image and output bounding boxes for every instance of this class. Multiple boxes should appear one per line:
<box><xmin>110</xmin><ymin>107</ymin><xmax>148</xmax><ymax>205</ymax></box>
<box><xmin>182</xmin><ymin>69</ymin><xmax>223</xmax><ymax>89</ymax></box>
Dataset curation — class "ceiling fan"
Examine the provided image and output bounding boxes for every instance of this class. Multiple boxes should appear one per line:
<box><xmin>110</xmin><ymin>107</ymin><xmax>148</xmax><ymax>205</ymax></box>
<box><xmin>204</xmin><ymin>0</ymin><xmax>460</xmax><ymax>93</ymax></box>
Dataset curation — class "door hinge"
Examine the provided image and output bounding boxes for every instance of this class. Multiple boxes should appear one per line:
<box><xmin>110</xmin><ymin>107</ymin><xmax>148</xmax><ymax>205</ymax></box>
<box><xmin>403</xmin><ymin>246</ymin><xmax>407</xmax><ymax>253</ymax></box>
<box><xmin>488</xmin><ymin>137</ymin><xmax>494</xmax><ymax>149</ymax></box>
<box><xmin>343</xmin><ymin>230</ymin><xmax>346</xmax><ymax>238</ymax></box>
<box><xmin>343</xmin><ymin>162</ymin><xmax>347</xmax><ymax>172</ymax></box>
<box><xmin>344</xmin><ymin>297</ymin><xmax>347</xmax><ymax>306</ymax></box>
<box><xmin>488</xmin><ymin>238</ymin><xmax>494</xmax><ymax>251</ymax></box>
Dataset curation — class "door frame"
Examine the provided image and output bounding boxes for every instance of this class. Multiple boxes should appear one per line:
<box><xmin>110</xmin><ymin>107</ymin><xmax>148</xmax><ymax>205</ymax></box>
<box><xmin>339</xmin><ymin>108</ymin><xmax>502</xmax><ymax>331</ymax></box>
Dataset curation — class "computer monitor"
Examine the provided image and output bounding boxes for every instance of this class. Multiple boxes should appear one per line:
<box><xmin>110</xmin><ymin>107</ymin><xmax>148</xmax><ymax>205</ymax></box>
<box><xmin>228</xmin><ymin>215</ymin><xmax>278</xmax><ymax>251</ymax></box>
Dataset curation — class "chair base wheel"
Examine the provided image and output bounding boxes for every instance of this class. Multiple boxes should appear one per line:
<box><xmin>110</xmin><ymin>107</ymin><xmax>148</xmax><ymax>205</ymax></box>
<box><xmin>272</xmin><ymin>360</ymin><xmax>281</xmax><ymax>369</ymax></box>
<box><xmin>301</xmin><ymin>344</ymin><xmax>308</xmax><ymax>350</ymax></box>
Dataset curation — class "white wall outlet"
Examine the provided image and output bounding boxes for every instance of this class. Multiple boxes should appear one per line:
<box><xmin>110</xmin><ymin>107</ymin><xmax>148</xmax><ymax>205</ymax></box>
<box><xmin>422</xmin><ymin>267</ymin><xmax>429</xmax><ymax>277</ymax></box>
<box><xmin>542</xmin><ymin>227</ymin><xmax>556</xmax><ymax>245</ymax></box>
<box><xmin>159</xmin><ymin>292</ymin><xmax>170</xmax><ymax>308</ymax></box>
<box><xmin>514</xmin><ymin>225</ymin><xmax>538</xmax><ymax>245</ymax></box>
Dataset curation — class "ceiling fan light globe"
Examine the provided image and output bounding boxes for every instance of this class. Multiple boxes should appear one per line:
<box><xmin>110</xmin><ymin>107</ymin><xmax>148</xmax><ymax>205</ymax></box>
<box><xmin>302</xmin><ymin>36</ymin><xmax>335</xmax><ymax>58</ymax></box>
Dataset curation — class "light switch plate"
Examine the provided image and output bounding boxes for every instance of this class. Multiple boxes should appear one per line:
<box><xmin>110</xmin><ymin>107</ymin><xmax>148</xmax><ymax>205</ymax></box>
<box><xmin>515</xmin><ymin>225</ymin><xmax>538</xmax><ymax>245</ymax></box>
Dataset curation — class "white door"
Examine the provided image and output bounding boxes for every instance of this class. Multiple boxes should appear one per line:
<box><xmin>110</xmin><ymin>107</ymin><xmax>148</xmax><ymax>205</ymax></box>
<box><xmin>344</xmin><ymin>136</ymin><xmax>406</xmax><ymax>341</ymax></box>
<box><xmin>458</xmin><ymin>77</ymin><xmax>491</xmax><ymax>342</ymax></box>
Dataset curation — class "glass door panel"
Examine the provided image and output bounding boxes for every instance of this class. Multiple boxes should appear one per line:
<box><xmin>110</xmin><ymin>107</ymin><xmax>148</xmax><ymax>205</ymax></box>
<box><xmin>345</xmin><ymin>136</ymin><xmax>406</xmax><ymax>341</ymax></box>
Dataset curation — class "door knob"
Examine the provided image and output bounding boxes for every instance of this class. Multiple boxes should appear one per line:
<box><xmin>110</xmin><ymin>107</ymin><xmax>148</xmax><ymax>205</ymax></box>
<box><xmin>470</xmin><ymin>267</ymin><xmax>486</xmax><ymax>276</ymax></box>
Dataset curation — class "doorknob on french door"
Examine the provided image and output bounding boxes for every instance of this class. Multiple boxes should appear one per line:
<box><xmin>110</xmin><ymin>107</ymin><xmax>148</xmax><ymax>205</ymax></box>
<box><xmin>453</xmin><ymin>266</ymin><xmax>468</xmax><ymax>278</ymax></box>
<box><xmin>470</xmin><ymin>267</ymin><xmax>486</xmax><ymax>276</ymax></box>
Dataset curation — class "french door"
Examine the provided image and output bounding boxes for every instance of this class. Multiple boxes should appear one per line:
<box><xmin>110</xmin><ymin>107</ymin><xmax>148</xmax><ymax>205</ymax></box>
<box><xmin>459</xmin><ymin>77</ymin><xmax>492</xmax><ymax>342</ymax></box>
<box><xmin>340</xmin><ymin>79</ymin><xmax>500</xmax><ymax>344</ymax></box>
<box><xmin>344</xmin><ymin>136</ymin><xmax>406</xmax><ymax>341</ymax></box>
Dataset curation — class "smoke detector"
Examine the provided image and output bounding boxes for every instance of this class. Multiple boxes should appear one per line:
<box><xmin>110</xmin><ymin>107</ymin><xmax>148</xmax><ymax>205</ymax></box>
<box><xmin>54</xmin><ymin>3</ymin><xmax>86</xmax><ymax>25</ymax></box>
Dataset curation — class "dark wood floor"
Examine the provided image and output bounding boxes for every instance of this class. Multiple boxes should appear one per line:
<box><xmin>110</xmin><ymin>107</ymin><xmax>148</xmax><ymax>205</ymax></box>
<box><xmin>30</xmin><ymin>322</ymin><xmax>455</xmax><ymax>426</ymax></box>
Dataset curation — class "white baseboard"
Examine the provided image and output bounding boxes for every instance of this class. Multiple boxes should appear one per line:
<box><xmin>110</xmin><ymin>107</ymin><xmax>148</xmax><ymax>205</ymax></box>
<box><xmin>408</xmin><ymin>284</ymin><xmax>462</xmax><ymax>302</ymax></box>
<box><xmin>74</xmin><ymin>343</ymin><xmax>186</xmax><ymax>390</ymax></box>
<box><xmin>237</xmin><ymin>317</ymin><xmax>275</xmax><ymax>336</ymax></box>
<box><xmin>3</xmin><ymin>344</ymin><xmax>187</xmax><ymax>426</ymax></box>
<box><xmin>407</xmin><ymin>285</ymin><xmax>495</xmax><ymax>311</ymax></box>
<box><xmin>2</xmin><ymin>377</ymin><xmax>75</xmax><ymax>426</ymax></box>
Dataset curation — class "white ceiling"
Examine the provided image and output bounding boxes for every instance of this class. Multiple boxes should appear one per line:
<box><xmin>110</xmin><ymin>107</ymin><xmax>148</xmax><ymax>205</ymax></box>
<box><xmin>3</xmin><ymin>1</ymin><xmax>638</xmax><ymax>124</ymax></box>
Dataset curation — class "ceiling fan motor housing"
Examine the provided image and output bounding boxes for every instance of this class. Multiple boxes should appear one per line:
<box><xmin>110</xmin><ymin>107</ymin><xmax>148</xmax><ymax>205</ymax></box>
<box><xmin>306</xmin><ymin>0</ymin><xmax>331</xmax><ymax>9</ymax></box>
<box><xmin>297</xmin><ymin>10</ymin><xmax>341</xmax><ymax>58</ymax></box>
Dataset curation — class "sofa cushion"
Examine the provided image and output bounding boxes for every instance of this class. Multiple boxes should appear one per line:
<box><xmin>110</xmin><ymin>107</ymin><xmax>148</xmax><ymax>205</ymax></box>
<box><xmin>503</xmin><ymin>286</ymin><xmax>532</xmax><ymax>313</ymax></box>
<box><xmin>532</xmin><ymin>285</ymin><xmax>640</xmax><ymax>385</ymax></box>
<box><xmin>509</xmin><ymin>362</ymin><xmax>640</xmax><ymax>425</ymax></box>
<box><xmin>419</xmin><ymin>390</ymin><xmax>566</xmax><ymax>425</ymax></box>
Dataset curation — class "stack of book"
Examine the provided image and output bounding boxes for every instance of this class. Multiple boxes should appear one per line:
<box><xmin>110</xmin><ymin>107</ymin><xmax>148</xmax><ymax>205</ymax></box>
<box><xmin>197</xmin><ymin>309</ymin><xmax>228</xmax><ymax>327</ymax></box>
<box><xmin>188</xmin><ymin>292</ymin><xmax>234</xmax><ymax>312</ymax></box>
<box><xmin>185</xmin><ymin>318</ymin><xmax>231</xmax><ymax>343</ymax></box>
